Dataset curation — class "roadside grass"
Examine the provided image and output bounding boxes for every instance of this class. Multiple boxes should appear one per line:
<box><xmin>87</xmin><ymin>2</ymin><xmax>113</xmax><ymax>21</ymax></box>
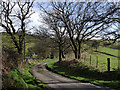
<box><xmin>3</xmin><ymin>69</ymin><xmax>28</xmax><ymax>88</ymax></box>
<box><xmin>83</xmin><ymin>52</ymin><xmax>118</xmax><ymax>72</ymax></box>
<box><xmin>4</xmin><ymin>68</ymin><xmax>45</xmax><ymax>89</ymax></box>
<box><xmin>21</xmin><ymin>64</ymin><xmax>49</xmax><ymax>89</ymax></box>
<box><xmin>22</xmin><ymin>58</ymin><xmax>57</xmax><ymax>89</ymax></box>
<box><xmin>3</xmin><ymin>58</ymin><xmax>56</xmax><ymax>89</ymax></box>
<box><xmin>47</xmin><ymin>60</ymin><xmax>120</xmax><ymax>90</ymax></box>
<box><xmin>97</xmin><ymin>46</ymin><xmax>120</xmax><ymax>57</ymax></box>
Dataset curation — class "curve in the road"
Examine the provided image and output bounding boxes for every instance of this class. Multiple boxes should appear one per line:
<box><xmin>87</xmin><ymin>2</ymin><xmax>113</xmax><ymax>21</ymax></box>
<box><xmin>30</xmin><ymin>61</ymin><xmax>113</xmax><ymax>90</ymax></box>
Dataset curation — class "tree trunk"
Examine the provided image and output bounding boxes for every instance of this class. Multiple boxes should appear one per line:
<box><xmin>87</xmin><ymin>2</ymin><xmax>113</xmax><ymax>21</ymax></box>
<box><xmin>18</xmin><ymin>48</ymin><xmax>23</xmax><ymax>55</ymax></box>
<box><xmin>78</xmin><ymin>42</ymin><xmax>81</xmax><ymax>59</ymax></box>
<box><xmin>62</xmin><ymin>50</ymin><xmax>65</xmax><ymax>58</ymax></box>
<box><xmin>74</xmin><ymin>50</ymin><xmax>78</xmax><ymax>59</ymax></box>
<box><xmin>9</xmin><ymin>33</ymin><xmax>24</xmax><ymax>55</ymax></box>
<box><xmin>64</xmin><ymin>21</ymin><xmax>78</xmax><ymax>59</ymax></box>
<box><xmin>24</xmin><ymin>35</ymin><xmax>25</xmax><ymax>60</ymax></box>
<box><xmin>59</xmin><ymin>45</ymin><xmax>62</xmax><ymax>62</ymax></box>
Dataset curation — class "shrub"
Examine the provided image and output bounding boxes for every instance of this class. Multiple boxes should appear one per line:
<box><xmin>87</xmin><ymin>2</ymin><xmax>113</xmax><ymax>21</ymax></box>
<box><xmin>2</xmin><ymin>48</ymin><xmax>22</xmax><ymax>75</ymax></box>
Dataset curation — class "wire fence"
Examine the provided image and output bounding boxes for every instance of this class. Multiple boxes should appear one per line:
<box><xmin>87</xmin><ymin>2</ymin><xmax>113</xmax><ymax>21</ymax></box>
<box><xmin>81</xmin><ymin>53</ymin><xmax>119</xmax><ymax>72</ymax></box>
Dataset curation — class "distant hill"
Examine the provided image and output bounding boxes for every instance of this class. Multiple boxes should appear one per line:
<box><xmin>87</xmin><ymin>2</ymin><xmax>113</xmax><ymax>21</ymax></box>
<box><xmin>2</xmin><ymin>32</ymin><xmax>40</xmax><ymax>58</ymax></box>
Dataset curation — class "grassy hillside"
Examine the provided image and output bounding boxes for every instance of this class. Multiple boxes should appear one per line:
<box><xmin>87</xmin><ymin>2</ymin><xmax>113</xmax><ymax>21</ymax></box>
<box><xmin>2</xmin><ymin>32</ymin><xmax>40</xmax><ymax>58</ymax></box>
<box><xmin>97</xmin><ymin>46</ymin><xmax>120</xmax><ymax>57</ymax></box>
<box><xmin>81</xmin><ymin>44</ymin><xmax>119</xmax><ymax>72</ymax></box>
<box><xmin>84</xmin><ymin>52</ymin><xmax>118</xmax><ymax>72</ymax></box>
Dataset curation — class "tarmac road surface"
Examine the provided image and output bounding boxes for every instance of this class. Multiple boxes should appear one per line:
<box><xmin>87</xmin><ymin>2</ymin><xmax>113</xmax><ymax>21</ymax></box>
<box><xmin>30</xmin><ymin>61</ymin><xmax>113</xmax><ymax>90</ymax></box>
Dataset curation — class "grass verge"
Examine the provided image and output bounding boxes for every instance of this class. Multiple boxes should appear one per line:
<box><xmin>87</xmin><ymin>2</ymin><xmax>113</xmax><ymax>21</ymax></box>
<box><xmin>46</xmin><ymin>60</ymin><xmax>120</xmax><ymax>90</ymax></box>
<box><xmin>3</xmin><ymin>58</ymin><xmax>56</xmax><ymax>89</ymax></box>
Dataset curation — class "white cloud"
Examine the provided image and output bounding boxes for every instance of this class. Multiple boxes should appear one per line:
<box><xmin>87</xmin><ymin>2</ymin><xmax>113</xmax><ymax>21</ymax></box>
<box><xmin>27</xmin><ymin>11</ymin><xmax>46</xmax><ymax>33</ymax></box>
<box><xmin>0</xmin><ymin>27</ymin><xmax>4</xmax><ymax>32</ymax></box>
<box><xmin>29</xmin><ymin>12</ymin><xmax>41</xmax><ymax>27</ymax></box>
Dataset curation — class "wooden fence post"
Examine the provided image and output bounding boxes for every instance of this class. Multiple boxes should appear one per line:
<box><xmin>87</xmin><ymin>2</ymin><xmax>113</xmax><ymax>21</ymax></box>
<box><xmin>90</xmin><ymin>55</ymin><xmax>91</xmax><ymax>65</ymax></box>
<box><xmin>96</xmin><ymin>56</ymin><xmax>98</xmax><ymax>68</ymax></box>
<box><xmin>107</xmin><ymin>58</ymin><xmax>110</xmax><ymax>71</ymax></box>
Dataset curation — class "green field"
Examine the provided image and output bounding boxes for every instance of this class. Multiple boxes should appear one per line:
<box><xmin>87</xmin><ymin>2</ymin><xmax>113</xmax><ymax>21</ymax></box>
<box><xmin>2</xmin><ymin>32</ymin><xmax>38</xmax><ymax>48</ymax></box>
<box><xmin>79</xmin><ymin>44</ymin><xmax>120</xmax><ymax>72</ymax></box>
<box><xmin>83</xmin><ymin>52</ymin><xmax>118</xmax><ymax>72</ymax></box>
<box><xmin>97</xmin><ymin>46</ymin><xmax>120</xmax><ymax>57</ymax></box>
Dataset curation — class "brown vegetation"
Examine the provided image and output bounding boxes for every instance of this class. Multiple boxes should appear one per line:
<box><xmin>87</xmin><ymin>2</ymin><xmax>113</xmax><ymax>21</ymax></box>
<box><xmin>2</xmin><ymin>49</ymin><xmax>21</xmax><ymax>75</ymax></box>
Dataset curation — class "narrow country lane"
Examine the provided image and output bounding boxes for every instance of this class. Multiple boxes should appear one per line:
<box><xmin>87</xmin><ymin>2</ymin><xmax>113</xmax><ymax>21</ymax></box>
<box><xmin>30</xmin><ymin>61</ymin><xmax>113</xmax><ymax>90</ymax></box>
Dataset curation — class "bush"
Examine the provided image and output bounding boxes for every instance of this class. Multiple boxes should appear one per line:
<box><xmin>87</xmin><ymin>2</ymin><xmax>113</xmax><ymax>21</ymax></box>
<box><xmin>2</xmin><ymin>69</ymin><xmax>28</xmax><ymax>89</ymax></box>
<box><xmin>2</xmin><ymin>48</ymin><xmax>22</xmax><ymax>75</ymax></box>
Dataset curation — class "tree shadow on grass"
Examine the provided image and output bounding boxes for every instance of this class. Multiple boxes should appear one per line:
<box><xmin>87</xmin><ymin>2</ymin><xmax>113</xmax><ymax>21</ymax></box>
<box><xmin>53</xmin><ymin>60</ymin><xmax>120</xmax><ymax>81</ymax></box>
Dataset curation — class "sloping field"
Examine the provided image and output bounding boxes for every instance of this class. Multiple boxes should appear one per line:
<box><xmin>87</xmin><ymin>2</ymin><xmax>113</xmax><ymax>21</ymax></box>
<box><xmin>97</xmin><ymin>46</ymin><xmax>120</xmax><ymax>57</ymax></box>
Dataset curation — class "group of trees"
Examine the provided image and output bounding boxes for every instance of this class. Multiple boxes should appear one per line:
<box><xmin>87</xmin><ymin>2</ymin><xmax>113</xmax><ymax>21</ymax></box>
<box><xmin>38</xmin><ymin>2</ymin><xmax>120</xmax><ymax>61</ymax></box>
<box><xmin>29</xmin><ymin>25</ymin><xmax>72</xmax><ymax>60</ymax></box>
<box><xmin>29</xmin><ymin>31</ymin><xmax>58</xmax><ymax>59</ymax></box>
<box><xmin>0</xmin><ymin>1</ymin><xmax>120</xmax><ymax>62</ymax></box>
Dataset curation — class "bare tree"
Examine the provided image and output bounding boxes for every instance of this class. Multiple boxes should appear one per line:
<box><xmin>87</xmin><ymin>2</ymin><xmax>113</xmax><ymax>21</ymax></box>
<box><xmin>0</xmin><ymin>0</ymin><xmax>34</xmax><ymax>55</ymax></box>
<box><xmin>37</xmin><ymin>10</ymin><xmax>69</xmax><ymax>61</ymax></box>
<box><xmin>101</xmin><ymin>23</ymin><xmax>120</xmax><ymax>45</ymax></box>
<box><xmin>97</xmin><ymin>2</ymin><xmax>120</xmax><ymax>44</ymax></box>
<box><xmin>46</xmin><ymin>16</ymin><xmax>68</xmax><ymax>61</ymax></box>
<box><xmin>38</xmin><ymin>2</ymin><xmax>120</xmax><ymax>59</ymax></box>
